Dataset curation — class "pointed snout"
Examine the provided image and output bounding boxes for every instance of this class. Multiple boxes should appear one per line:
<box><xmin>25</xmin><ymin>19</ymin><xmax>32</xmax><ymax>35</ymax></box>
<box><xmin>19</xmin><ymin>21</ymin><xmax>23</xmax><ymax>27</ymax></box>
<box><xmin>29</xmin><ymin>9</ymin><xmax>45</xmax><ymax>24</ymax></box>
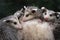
<box><xmin>16</xmin><ymin>24</ymin><xmax>23</xmax><ymax>30</ymax></box>
<box><xmin>44</xmin><ymin>17</ymin><xmax>49</xmax><ymax>21</ymax></box>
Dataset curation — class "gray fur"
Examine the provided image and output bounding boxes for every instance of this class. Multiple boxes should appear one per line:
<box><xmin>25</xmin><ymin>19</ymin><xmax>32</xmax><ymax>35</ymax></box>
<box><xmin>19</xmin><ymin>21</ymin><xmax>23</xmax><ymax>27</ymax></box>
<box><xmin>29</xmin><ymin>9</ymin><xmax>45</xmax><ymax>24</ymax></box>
<box><xmin>0</xmin><ymin>11</ymin><xmax>23</xmax><ymax>40</ymax></box>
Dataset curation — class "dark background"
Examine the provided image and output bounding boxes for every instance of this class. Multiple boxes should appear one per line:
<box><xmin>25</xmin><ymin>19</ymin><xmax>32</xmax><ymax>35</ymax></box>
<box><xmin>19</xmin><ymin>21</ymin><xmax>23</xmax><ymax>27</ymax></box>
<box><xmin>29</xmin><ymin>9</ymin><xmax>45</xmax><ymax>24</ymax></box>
<box><xmin>0</xmin><ymin>0</ymin><xmax>60</xmax><ymax>19</ymax></box>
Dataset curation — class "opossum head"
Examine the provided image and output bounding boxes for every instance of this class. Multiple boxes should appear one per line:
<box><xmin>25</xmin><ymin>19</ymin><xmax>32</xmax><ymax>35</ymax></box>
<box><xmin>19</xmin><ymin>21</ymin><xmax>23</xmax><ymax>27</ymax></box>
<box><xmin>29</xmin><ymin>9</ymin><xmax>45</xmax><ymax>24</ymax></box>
<box><xmin>21</xmin><ymin>6</ymin><xmax>41</xmax><ymax>22</ymax></box>
<box><xmin>56</xmin><ymin>12</ymin><xmax>60</xmax><ymax>19</ymax></box>
<box><xmin>41</xmin><ymin>7</ymin><xmax>59</xmax><ymax>21</ymax></box>
<box><xmin>14</xmin><ymin>8</ymin><xmax>24</xmax><ymax>19</ymax></box>
<box><xmin>3</xmin><ymin>15</ymin><xmax>23</xmax><ymax>30</ymax></box>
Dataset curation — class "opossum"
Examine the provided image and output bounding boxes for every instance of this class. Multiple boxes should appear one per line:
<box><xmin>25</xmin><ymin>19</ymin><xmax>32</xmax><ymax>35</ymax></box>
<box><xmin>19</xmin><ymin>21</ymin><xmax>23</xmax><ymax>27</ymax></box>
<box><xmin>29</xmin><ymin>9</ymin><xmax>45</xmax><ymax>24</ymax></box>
<box><xmin>40</xmin><ymin>7</ymin><xmax>60</xmax><ymax>40</ymax></box>
<box><xmin>0</xmin><ymin>9</ymin><xmax>23</xmax><ymax>40</ymax></box>
<box><xmin>52</xmin><ymin>12</ymin><xmax>60</xmax><ymax>40</ymax></box>
<box><xmin>40</xmin><ymin>7</ymin><xmax>60</xmax><ymax>29</ymax></box>
<box><xmin>19</xmin><ymin>6</ymin><xmax>55</xmax><ymax>40</ymax></box>
<box><xmin>20</xmin><ymin>6</ymin><xmax>42</xmax><ymax>22</ymax></box>
<box><xmin>41</xmin><ymin>7</ymin><xmax>59</xmax><ymax>22</ymax></box>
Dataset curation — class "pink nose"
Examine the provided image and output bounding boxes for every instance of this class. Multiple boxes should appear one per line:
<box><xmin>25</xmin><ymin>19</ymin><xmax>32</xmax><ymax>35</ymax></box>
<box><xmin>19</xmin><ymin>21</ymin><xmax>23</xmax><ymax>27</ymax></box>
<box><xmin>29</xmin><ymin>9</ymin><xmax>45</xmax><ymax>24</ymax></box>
<box><xmin>17</xmin><ymin>25</ymin><xmax>23</xmax><ymax>30</ymax></box>
<box><xmin>22</xmin><ymin>19</ymin><xmax>26</xmax><ymax>22</ymax></box>
<box><xmin>44</xmin><ymin>17</ymin><xmax>48</xmax><ymax>20</ymax></box>
<box><xmin>22</xmin><ymin>18</ymin><xmax>27</xmax><ymax>22</ymax></box>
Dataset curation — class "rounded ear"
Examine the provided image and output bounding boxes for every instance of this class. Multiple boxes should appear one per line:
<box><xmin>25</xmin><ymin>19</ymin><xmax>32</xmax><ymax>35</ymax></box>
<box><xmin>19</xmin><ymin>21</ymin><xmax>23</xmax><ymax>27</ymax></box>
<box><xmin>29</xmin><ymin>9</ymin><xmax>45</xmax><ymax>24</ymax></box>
<box><xmin>31</xmin><ymin>8</ymin><xmax>38</xmax><ymax>13</ymax></box>
<box><xmin>3</xmin><ymin>20</ymin><xmax>12</xmax><ymax>23</ymax></box>
<box><xmin>31</xmin><ymin>10</ymin><xmax>36</xmax><ymax>13</ymax></box>
<box><xmin>41</xmin><ymin>7</ymin><xmax>46</xmax><ymax>13</ymax></box>
<box><xmin>32</xmin><ymin>9</ymin><xmax>38</xmax><ymax>11</ymax></box>
<box><xmin>56</xmin><ymin>15</ymin><xmax>59</xmax><ymax>19</ymax></box>
<box><xmin>41</xmin><ymin>7</ymin><xmax>46</xmax><ymax>9</ymax></box>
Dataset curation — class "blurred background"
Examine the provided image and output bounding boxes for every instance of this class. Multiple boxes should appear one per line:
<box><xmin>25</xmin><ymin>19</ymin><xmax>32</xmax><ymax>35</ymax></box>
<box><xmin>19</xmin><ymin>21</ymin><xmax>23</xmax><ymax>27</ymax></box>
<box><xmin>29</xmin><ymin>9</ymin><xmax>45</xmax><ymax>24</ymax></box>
<box><xmin>0</xmin><ymin>0</ymin><xmax>60</xmax><ymax>19</ymax></box>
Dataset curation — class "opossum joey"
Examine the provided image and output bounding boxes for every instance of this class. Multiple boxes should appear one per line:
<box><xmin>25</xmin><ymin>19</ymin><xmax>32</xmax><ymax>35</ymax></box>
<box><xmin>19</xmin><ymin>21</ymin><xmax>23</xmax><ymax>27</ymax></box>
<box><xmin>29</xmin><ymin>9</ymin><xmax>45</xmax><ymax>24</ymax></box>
<box><xmin>21</xmin><ymin>6</ymin><xmax>42</xmax><ymax>22</ymax></box>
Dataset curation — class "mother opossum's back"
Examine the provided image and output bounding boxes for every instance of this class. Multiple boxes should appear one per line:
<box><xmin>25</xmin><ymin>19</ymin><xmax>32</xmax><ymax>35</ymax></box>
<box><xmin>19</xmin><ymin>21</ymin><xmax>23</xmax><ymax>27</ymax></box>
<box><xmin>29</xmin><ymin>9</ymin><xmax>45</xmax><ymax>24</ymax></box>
<box><xmin>22</xmin><ymin>21</ymin><xmax>54</xmax><ymax>40</ymax></box>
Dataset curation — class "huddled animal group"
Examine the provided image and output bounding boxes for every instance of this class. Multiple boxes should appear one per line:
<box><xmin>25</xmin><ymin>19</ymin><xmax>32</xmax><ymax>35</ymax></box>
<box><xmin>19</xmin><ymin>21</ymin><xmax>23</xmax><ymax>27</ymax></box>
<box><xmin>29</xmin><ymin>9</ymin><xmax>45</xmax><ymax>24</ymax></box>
<box><xmin>0</xmin><ymin>6</ymin><xmax>60</xmax><ymax>40</ymax></box>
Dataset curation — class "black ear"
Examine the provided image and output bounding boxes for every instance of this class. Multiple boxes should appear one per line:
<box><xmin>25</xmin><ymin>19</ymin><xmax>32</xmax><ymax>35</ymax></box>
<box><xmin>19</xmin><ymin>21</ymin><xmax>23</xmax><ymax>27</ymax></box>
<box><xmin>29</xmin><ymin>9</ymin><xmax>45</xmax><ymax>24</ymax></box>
<box><xmin>54</xmin><ymin>12</ymin><xmax>57</xmax><ymax>15</ymax></box>
<box><xmin>41</xmin><ymin>7</ymin><xmax>46</xmax><ymax>13</ymax></box>
<box><xmin>56</xmin><ymin>15</ymin><xmax>59</xmax><ymax>19</ymax></box>
<box><xmin>31</xmin><ymin>10</ymin><xmax>36</xmax><ymax>13</ymax></box>
<box><xmin>18</xmin><ymin>13</ymin><xmax>24</xmax><ymax>19</ymax></box>
<box><xmin>6</xmin><ymin>20</ymin><xmax>11</xmax><ymax>23</ymax></box>
<box><xmin>3</xmin><ymin>20</ymin><xmax>12</xmax><ymax>23</ymax></box>
<box><xmin>54</xmin><ymin>13</ymin><xmax>59</xmax><ymax>19</ymax></box>
<box><xmin>22</xmin><ymin>7</ymin><xmax>25</xmax><ymax>13</ymax></box>
<box><xmin>42</xmin><ymin>9</ymin><xmax>46</xmax><ymax>13</ymax></box>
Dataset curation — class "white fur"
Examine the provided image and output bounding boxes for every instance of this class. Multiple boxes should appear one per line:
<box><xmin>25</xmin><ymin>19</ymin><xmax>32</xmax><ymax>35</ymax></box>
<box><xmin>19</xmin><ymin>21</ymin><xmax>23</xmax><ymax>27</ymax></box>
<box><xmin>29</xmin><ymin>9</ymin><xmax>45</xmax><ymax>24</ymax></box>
<box><xmin>21</xmin><ymin>6</ymin><xmax>41</xmax><ymax>22</ymax></box>
<box><xmin>19</xmin><ymin>6</ymin><xmax>55</xmax><ymax>40</ymax></box>
<box><xmin>2</xmin><ymin>15</ymin><xmax>22</xmax><ymax>30</ymax></box>
<box><xmin>32</xmin><ymin>8</ymin><xmax>38</xmax><ymax>11</ymax></box>
<box><xmin>21</xmin><ymin>19</ymin><xmax>55</xmax><ymax>40</ymax></box>
<box><xmin>56</xmin><ymin>12</ymin><xmax>60</xmax><ymax>17</ymax></box>
<box><xmin>41</xmin><ymin>7</ymin><xmax>45</xmax><ymax>9</ymax></box>
<box><xmin>42</xmin><ymin>8</ymin><xmax>56</xmax><ymax>21</ymax></box>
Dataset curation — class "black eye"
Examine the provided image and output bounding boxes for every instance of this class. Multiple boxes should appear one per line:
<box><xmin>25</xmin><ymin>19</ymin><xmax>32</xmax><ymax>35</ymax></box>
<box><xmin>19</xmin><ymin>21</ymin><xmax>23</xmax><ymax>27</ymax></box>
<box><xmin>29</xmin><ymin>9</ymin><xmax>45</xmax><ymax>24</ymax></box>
<box><xmin>14</xmin><ymin>22</ymin><xmax>17</xmax><ymax>25</ymax></box>
<box><xmin>42</xmin><ymin>9</ymin><xmax>46</xmax><ymax>13</ymax></box>
<box><xmin>45</xmin><ymin>13</ymin><xmax>46</xmax><ymax>15</ymax></box>
<box><xmin>50</xmin><ymin>14</ymin><xmax>52</xmax><ymax>16</ymax></box>
<box><xmin>31</xmin><ymin>10</ymin><xmax>36</xmax><ymax>13</ymax></box>
<box><xmin>26</xmin><ymin>14</ymin><xmax>29</xmax><ymax>17</ymax></box>
<box><xmin>56</xmin><ymin>15</ymin><xmax>59</xmax><ymax>19</ymax></box>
